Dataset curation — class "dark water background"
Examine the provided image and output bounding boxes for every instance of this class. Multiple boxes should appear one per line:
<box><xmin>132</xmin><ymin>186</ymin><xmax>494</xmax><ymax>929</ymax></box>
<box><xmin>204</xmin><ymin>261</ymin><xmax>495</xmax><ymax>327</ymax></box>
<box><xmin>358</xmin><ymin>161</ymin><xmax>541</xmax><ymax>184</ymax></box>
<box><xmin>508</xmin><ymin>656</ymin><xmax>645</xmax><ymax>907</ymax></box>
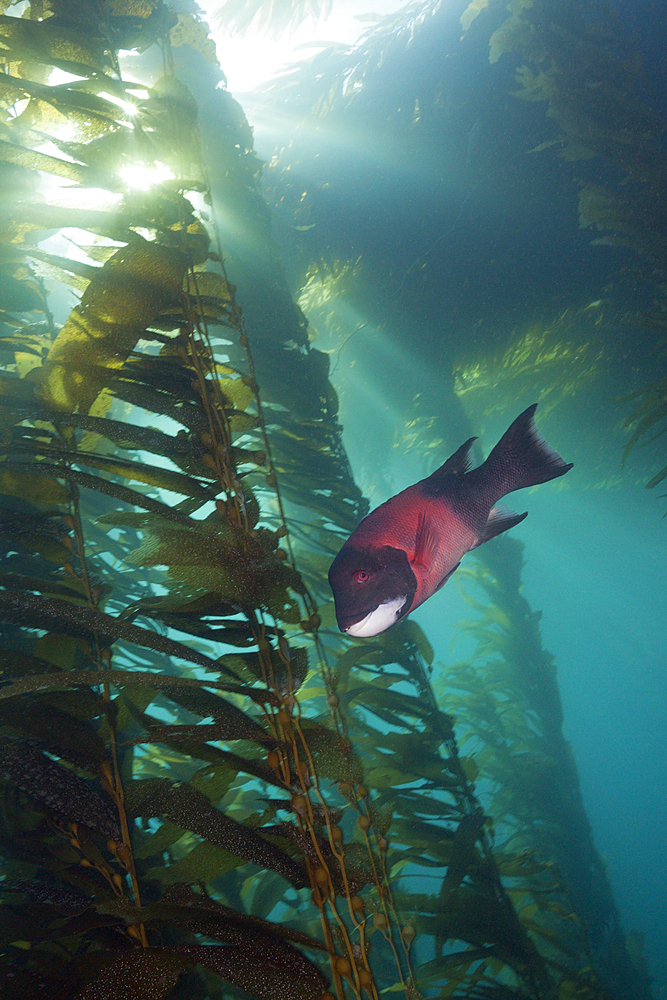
<box><xmin>215</xmin><ymin>0</ymin><xmax>667</xmax><ymax>990</ymax></box>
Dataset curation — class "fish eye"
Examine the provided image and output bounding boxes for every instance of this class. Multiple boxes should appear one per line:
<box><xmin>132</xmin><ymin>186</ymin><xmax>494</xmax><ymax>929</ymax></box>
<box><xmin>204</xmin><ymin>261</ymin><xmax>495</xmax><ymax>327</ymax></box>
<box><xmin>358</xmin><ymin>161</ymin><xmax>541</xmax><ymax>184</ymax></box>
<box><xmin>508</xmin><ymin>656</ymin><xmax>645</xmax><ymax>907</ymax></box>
<box><xmin>354</xmin><ymin>569</ymin><xmax>369</xmax><ymax>583</ymax></box>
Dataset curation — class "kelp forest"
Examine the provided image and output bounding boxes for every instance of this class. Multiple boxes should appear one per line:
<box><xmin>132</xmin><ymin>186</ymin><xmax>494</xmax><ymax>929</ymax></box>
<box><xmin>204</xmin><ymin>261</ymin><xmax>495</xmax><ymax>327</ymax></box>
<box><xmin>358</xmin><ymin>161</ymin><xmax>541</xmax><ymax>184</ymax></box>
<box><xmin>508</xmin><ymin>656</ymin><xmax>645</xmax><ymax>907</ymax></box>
<box><xmin>0</xmin><ymin>1</ymin><xmax>663</xmax><ymax>999</ymax></box>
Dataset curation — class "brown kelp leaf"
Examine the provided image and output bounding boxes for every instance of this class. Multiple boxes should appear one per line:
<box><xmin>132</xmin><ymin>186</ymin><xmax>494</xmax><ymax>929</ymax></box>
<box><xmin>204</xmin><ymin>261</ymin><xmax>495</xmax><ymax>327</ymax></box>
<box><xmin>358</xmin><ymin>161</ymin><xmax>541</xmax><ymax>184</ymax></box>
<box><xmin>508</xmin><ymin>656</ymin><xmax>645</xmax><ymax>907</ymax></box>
<box><xmin>60</xmin><ymin>449</ymin><xmax>215</xmax><ymax>500</ymax></box>
<box><xmin>138</xmin><ymin>716</ymin><xmax>271</xmax><ymax>748</ymax></box>
<box><xmin>0</xmin><ymin>591</ymin><xmax>238</xmax><ymax>678</ymax></box>
<box><xmin>0</xmin><ymin>669</ymin><xmax>278</xmax><ymax>709</ymax></box>
<box><xmin>0</xmin><ymin>18</ymin><xmax>109</xmax><ymax>75</ymax></box>
<box><xmin>0</xmin><ymin>138</ymin><xmax>105</xmax><ymax>187</ymax></box>
<box><xmin>299</xmin><ymin>721</ymin><xmax>363</xmax><ymax>784</ymax></box>
<box><xmin>74</xmin><ymin>947</ymin><xmax>193</xmax><ymax>1000</ymax></box>
<box><xmin>215</xmin><ymin>745</ymin><xmax>283</xmax><ymax>785</ymax></box>
<box><xmin>6</xmin><ymin>438</ymin><xmax>216</xmax><ymax>502</ymax></box>
<box><xmin>439</xmin><ymin>814</ymin><xmax>486</xmax><ymax>896</ymax></box>
<box><xmin>0</xmin><ymin>875</ymin><xmax>92</xmax><ymax>913</ymax></box>
<box><xmin>0</xmin><ymin>504</ymin><xmax>69</xmax><ymax>546</ymax></box>
<box><xmin>0</xmin><ymin>465</ymin><xmax>69</xmax><ymax>506</ymax></box>
<box><xmin>0</xmin><ymin>736</ymin><xmax>119</xmax><ymax>838</ymax></box>
<box><xmin>0</xmin><ymin>648</ymin><xmax>66</xmax><ymax>678</ymax></box>
<box><xmin>341</xmin><ymin>684</ymin><xmax>428</xmax><ymax>727</ymax></box>
<box><xmin>37</xmin><ymin>238</ymin><xmax>188</xmax><ymax>413</ymax></box>
<box><xmin>23</xmin><ymin>406</ymin><xmax>205</xmax><ymax>463</ymax></box>
<box><xmin>145</xmin><ymin>838</ymin><xmax>248</xmax><ymax>885</ymax></box>
<box><xmin>162</xmin><ymin>884</ymin><xmax>326</xmax><ymax>950</ymax></box>
<box><xmin>178</xmin><ymin>943</ymin><xmax>329</xmax><ymax>1000</ymax></box>
<box><xmin>225</xmin><ymin>644</ymin><xmax>309</xmax><ymax>694</ymax></box>
<box><xmin>0</xmin><ymin>698</ymin><xmax>107</xmax><ymax>773</ymax></box>
<box><xmin>103</xmin><ymin>883</ymin><xmax>327</xmax><ymax>952</ymax></box>
<box><xmin>2</xmin><ymin>461</ymin><xmax>194</xmax><ymax>525</ymax></box>
<box><xmin>125</xmin><ymin>518</ymin><xmax>298</xmax><ymax>612</ymax></box>
<box><xmin>152</xmin><ymin>675</ymin><xmax>271</xmax><ymax>729</ymax></box>
<box><xmin>0</xmin><ymin>573</ymin><xmax>88</xmax><ymax>607</ymax></box>
<box><xmin>127</xmin><ymin>778</ymin><xmax>307</xmax><ymax>887</ymax></box>
<box><xmin>0</xmin><ymin>965</ymin><xmax>72</xmax><ymax>1000</ymax></box>
<box><xmin>74</xmin><ymin>938</ymin><xmax>329</xmax><ymax>1000</ymax></box>
<box><xmin>420</xmin><ymin>885</ymin><xmax>548</xmax><ymax>986</ymax></box>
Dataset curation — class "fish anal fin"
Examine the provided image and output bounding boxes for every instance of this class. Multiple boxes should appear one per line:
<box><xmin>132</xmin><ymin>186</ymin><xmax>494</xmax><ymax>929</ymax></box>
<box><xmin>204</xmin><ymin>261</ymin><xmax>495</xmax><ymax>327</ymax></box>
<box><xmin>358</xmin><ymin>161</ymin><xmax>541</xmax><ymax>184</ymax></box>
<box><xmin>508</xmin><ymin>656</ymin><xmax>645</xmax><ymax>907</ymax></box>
<box><xmin>434</xmin><ymin>561</ymin><xmax>460</xmax><ymax>592</ymax></box>
<box><xmin>413</xmin><ymin>511</ymin><xmax>439</xmax><ymax>570</ymax></box>
<box><xmin>472</xmin><ymin>506</ymin><xmax>527</xmax><ymax>549</ymax></box>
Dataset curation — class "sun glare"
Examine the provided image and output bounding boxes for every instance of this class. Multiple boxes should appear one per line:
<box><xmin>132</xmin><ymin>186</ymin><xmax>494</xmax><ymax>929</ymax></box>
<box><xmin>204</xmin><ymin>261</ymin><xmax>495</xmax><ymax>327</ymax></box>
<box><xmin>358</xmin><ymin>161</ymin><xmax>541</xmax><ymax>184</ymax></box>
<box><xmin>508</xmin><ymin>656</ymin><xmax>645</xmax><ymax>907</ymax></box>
<box><xmin>120</xmin><ymin>161</ymin><xmax>175</xmax><ymax>190</ymax></box>
<box><xmin>199</xmin><ymin>0</ymin><xmax>407</xmax><ymax>94</ymax></box>
<box><xmin>98</xmin><ymin>91</ymin><xmax>139</xmax><ymax>117</ymax></box>
<box><xmin>49</xmin><ymin>68</ymin><xmax>86</xmax><ymax>86</ymax></box>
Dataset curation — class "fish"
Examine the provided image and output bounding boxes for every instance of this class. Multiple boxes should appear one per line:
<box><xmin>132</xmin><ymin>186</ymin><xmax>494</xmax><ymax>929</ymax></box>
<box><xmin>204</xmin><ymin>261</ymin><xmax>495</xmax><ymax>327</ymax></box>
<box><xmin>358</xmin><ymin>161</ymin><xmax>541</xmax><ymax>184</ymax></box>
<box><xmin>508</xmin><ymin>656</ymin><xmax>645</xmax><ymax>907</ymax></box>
<box><xmin>328</xmin><ymin>403</ymin><xmax>572</xmax><ymax>638</ymax></box>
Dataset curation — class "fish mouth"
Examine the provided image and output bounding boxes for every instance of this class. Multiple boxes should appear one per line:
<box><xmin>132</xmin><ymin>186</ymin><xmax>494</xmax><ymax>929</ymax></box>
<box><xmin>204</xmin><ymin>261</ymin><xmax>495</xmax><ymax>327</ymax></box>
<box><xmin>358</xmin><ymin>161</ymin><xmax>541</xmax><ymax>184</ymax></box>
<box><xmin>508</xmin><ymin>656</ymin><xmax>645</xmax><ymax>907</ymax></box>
<box><xmin>336</xmin><ymin>611</ymin><xmax>370</xmax><ymax>633</ymax></box>
<box><xmin>340</xmin><ymin>609</ymin><xmax>375</xmax><ymax>636</ymax></box>
<box><xmin>340</xmin><ymin>596</ymin><xmax>408</xmax><ymax>638</ymax></box>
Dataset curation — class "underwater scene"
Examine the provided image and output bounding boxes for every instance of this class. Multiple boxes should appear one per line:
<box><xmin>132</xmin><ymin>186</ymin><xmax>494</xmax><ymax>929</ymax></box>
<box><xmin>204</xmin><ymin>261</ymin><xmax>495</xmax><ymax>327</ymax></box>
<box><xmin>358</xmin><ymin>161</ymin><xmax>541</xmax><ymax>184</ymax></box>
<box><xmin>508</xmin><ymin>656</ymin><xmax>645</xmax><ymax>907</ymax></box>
<box><xmin>0</xmin><ymin>0</ymin><xmax>665</xmax><ymax>997</ymax></box>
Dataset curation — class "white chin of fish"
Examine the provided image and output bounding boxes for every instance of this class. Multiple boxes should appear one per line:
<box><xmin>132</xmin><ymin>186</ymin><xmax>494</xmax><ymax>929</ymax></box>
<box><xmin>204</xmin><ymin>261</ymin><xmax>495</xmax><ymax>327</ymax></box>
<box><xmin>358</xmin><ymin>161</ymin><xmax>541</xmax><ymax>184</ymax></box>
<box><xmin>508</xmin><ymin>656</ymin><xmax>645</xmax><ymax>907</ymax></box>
<box><xmin>345</xmin><ymin>596</ymin><xmax>407</xmax><ymax>638</ymax></box>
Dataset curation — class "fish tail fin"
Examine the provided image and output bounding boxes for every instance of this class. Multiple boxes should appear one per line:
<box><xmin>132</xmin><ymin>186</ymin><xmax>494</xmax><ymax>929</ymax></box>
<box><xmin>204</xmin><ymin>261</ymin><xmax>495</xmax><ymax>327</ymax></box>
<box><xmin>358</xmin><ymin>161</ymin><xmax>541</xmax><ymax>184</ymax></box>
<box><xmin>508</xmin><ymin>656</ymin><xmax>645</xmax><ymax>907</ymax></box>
<box><xmin>482</xmin><ymin>404</ymin><xmax>573</xmax><ymax>497</ymax></box>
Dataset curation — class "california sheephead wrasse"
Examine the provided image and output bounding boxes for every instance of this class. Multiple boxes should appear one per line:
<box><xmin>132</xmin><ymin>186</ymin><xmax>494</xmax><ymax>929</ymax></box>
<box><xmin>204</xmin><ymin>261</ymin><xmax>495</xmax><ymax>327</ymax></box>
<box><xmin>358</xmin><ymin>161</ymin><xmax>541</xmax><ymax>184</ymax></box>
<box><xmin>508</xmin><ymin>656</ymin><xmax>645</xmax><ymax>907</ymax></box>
<box><xmin>328</xmin><ymin>404</ymin><xmax>573</xmax><ymax>638</ymax></box>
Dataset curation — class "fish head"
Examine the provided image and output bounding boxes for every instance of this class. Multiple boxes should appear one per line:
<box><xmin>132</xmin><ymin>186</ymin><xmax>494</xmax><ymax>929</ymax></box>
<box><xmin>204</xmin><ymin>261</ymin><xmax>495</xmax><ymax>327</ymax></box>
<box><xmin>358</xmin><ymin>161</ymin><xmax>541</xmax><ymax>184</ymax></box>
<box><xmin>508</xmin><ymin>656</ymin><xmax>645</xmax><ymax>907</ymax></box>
<box><xmin>328</xmin><ymin>544</ymin><xmax>417</xmax><ymax>637</ymax></box>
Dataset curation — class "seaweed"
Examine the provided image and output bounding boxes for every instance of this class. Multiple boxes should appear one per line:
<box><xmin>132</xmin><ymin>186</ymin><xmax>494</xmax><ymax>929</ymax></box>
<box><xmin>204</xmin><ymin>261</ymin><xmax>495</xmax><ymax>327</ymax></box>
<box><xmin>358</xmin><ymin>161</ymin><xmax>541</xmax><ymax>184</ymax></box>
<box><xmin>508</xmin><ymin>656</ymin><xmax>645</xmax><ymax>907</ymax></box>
<box><xmin>211</xmin><ymin>0</ymin><xmax>332</xmax><ymax>37</ymax></box>
<box><xmin>477</xmin><ymin>0</ymin><xmax>667</xmax><ymax>499</ymax></box>
<box><xmin>0</xmin><ymin>2</ymin><xmax>654</xmax><ymax>999</ymax></box>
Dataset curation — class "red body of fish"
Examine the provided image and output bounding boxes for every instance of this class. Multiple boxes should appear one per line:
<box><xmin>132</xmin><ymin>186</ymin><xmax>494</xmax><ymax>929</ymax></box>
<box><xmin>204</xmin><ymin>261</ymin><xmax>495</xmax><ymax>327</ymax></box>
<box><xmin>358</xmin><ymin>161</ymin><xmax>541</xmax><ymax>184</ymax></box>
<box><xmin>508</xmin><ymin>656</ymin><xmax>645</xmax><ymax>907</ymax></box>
<box><xmin>328</xmin><ymin>404</ymin><xmax>573</xmax><ymax>637</ymax></box>
<box><xmin>347</xmin><ymin>485</ymin><xmax>474</xmax><ymax>615</ymax></box>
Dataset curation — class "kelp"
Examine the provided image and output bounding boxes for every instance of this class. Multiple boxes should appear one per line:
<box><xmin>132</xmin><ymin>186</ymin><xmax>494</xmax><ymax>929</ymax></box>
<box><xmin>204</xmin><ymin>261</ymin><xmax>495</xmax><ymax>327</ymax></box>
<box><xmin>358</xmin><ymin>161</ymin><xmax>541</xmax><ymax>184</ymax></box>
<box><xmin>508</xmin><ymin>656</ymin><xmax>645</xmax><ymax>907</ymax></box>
<box><xmin>480</xmin><ymin>0</ymin><xmax>667</xmax><ymax>270</ymax></box>
<box><xmin>210</xmin><ymin>0</ymin><xmax>332</xmax><ymax>37</ymax></box>
<box><xmin>0</xmin><ymin>2</ymin><xmax>652</xmax><ymax>1000</ymax></box>
<box><xmin>0</xmin><ymin>2</ymin><xmax>354</xmax><ymax>997</ymax></box>
<box><xmin>622</xmin><ymin>365</ymin><xmax>667</xmax><ymax>503</ymax></box>
<box><xmin>475</xmin><ymin>0</ymin><xmax>667</xmax><ymax>500</ymax></box>
<box><xmin>437</xmin><ymin>535</ymin><xmax>653</xmax><ymax>1000</ymax></box>
<box><xmin>210</xmin><ymin>2</ymin><xmax>649</xmax><ymax>997</ymax></box>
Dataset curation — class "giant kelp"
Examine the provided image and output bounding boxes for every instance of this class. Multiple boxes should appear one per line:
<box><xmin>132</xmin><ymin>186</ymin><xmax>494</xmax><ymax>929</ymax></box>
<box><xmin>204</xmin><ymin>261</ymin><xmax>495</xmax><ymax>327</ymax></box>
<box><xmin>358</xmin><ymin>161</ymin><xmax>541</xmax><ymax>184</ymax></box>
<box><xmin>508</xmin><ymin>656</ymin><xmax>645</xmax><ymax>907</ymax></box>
<box><xmin>476</xmin><ymin>0</ymin><xmax>667</xmax><ymax>271</ymax></box>
<box><xmin>0</xmin><ymin>2</ymin><xmax>358</xmax><ymax>996</ymax></box>
<box><xmin>211</xmin><ymin>0</ymin><xmax>331</xmax><ymax>36</ymax></box>
<box><xmin>470</xmin><ymin>0</ymin><xmax>667</xmax><ymax>498</ymax></box>
<box><xmin>244</xmin><ymin>4</ymin><xmax>656</xmax><ymax>995</ymax></box>
<box><xmin>441</xmin><ymin>536</ymin><xmax>653</xmax><ymax>1000</ymax></box>
<box><xmin>0</xmin><ymin>1</ymin><xmax>652</xmax><ymax>999</ymax></box>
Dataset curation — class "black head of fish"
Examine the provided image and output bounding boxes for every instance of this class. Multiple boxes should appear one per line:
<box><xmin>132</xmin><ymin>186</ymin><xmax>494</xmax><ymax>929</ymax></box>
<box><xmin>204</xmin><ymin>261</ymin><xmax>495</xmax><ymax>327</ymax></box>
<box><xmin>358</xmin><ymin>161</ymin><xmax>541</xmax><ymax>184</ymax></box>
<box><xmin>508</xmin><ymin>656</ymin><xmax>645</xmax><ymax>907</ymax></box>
<box><xmin>328</xmin><ymin>544</ymin><xmax>417</xmax><ymax>637</ymax></box>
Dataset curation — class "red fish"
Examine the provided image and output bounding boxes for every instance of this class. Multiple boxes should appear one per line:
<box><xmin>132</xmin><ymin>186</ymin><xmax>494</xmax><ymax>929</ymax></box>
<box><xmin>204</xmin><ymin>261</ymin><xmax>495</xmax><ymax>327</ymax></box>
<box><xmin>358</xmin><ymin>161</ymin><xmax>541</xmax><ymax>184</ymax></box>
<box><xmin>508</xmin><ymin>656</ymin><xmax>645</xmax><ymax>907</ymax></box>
<box><xmin>328</xmin><ymin>404</ymin><xmax>572</xmax><ymax>637</ymax></box>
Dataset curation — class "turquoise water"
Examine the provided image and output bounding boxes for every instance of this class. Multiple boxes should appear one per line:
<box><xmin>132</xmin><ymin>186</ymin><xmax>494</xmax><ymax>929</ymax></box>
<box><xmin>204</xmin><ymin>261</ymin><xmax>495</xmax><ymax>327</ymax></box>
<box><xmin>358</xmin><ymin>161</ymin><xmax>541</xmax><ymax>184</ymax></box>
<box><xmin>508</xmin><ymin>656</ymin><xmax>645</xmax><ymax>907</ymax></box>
<box><xmin>237</xmin><ymin>0</ymin><xmax>667</xmax><ymax>990</ymax></box>
<box><xmin>0</xmin><ymin>1</ymin><xmax>665</xmax><ymax>997</ymax></box>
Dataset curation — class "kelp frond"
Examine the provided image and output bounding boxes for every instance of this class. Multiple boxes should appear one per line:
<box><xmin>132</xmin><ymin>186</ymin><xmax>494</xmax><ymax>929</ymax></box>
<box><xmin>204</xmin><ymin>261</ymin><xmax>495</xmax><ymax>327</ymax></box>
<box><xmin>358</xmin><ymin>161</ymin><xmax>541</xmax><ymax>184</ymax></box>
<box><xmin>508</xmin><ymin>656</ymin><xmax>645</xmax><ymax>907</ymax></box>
<box><xmin>209</xmin><ymin>0</ymin><xmax>332</xmax><ymax>38</ymax></box>
<box><xmin>0</xmin><ymin>3</ymin><xmax>654</xmax><ymax>1000</ymax></box>
<box><xmin>622</xmin><ymin>372</ymin><xmax>667</xmax><ymax>499</ymax></box>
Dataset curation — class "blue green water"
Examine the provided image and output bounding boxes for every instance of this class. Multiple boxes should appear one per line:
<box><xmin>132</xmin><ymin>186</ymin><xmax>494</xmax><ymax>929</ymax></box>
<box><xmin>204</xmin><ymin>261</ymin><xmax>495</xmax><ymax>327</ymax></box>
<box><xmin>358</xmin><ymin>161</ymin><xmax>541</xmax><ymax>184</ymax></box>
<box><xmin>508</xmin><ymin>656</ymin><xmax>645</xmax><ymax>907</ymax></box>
<box><xmin>0</xmin><ymin>1</ymin><xmax>664</xmax><ymax>996</ymax></box>
<box><xmin>233</xmin><ymin>0</ymin><xmax>667</xmax><ymax>989</ymax></box>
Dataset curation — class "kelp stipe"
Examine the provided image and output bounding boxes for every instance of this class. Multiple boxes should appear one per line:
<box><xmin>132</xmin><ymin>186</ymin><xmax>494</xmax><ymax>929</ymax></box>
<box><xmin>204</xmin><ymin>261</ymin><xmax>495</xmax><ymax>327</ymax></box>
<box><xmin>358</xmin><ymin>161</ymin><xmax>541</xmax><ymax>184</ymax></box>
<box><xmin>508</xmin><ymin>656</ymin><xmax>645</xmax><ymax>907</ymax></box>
<box><xmin>440</xmin><ymin>533</ymin><xmax>653</xmax><ymax>1000</ymax></box>
<box><xmin>0</xmin><ymin>2</ymin><xmax>343</xmax><ymax>996</ymax></box>
<box><xmin>0</xmin><ymin>4</ymin><xmax>451</xmax><ymax>998</ymax></box>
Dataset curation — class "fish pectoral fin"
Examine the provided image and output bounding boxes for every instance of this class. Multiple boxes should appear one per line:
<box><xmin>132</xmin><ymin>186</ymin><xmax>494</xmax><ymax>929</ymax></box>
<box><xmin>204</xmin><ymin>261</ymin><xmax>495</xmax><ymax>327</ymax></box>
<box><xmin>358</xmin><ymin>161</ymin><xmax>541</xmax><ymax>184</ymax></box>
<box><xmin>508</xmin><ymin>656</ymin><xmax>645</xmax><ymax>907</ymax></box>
<box><xmin>471</xmin><ymin>506</ymin><xmax>528</xmax><ymax>549</ymax></box>
<box><xmin>412</xmin><ymin>511</ymin><xmax>439</xmax><ymax>570</ymax></box>
<box><xmin>434</xmin><ymin>561</ymin><xmax>460</xmax><ymax>592</ymax></box>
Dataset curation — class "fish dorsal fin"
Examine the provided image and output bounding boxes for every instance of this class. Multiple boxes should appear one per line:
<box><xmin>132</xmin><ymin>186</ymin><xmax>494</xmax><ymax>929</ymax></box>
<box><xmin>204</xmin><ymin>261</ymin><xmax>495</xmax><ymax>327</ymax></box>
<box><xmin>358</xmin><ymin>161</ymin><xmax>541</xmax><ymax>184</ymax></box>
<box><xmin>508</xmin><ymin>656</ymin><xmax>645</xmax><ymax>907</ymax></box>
<box><xmin>413</xmin><ymin>511</ymin><xmax>439</xmax><ymax>570</ymax></box>
<box><xmin>431</xmin><ymin>437</ymin><xmax>477</xmax><ymax>479</ymax></box>
<box><xmin>471</xmin><ymin>505</ymin><xmax>527</xmax><ymax>549</ymax></box>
